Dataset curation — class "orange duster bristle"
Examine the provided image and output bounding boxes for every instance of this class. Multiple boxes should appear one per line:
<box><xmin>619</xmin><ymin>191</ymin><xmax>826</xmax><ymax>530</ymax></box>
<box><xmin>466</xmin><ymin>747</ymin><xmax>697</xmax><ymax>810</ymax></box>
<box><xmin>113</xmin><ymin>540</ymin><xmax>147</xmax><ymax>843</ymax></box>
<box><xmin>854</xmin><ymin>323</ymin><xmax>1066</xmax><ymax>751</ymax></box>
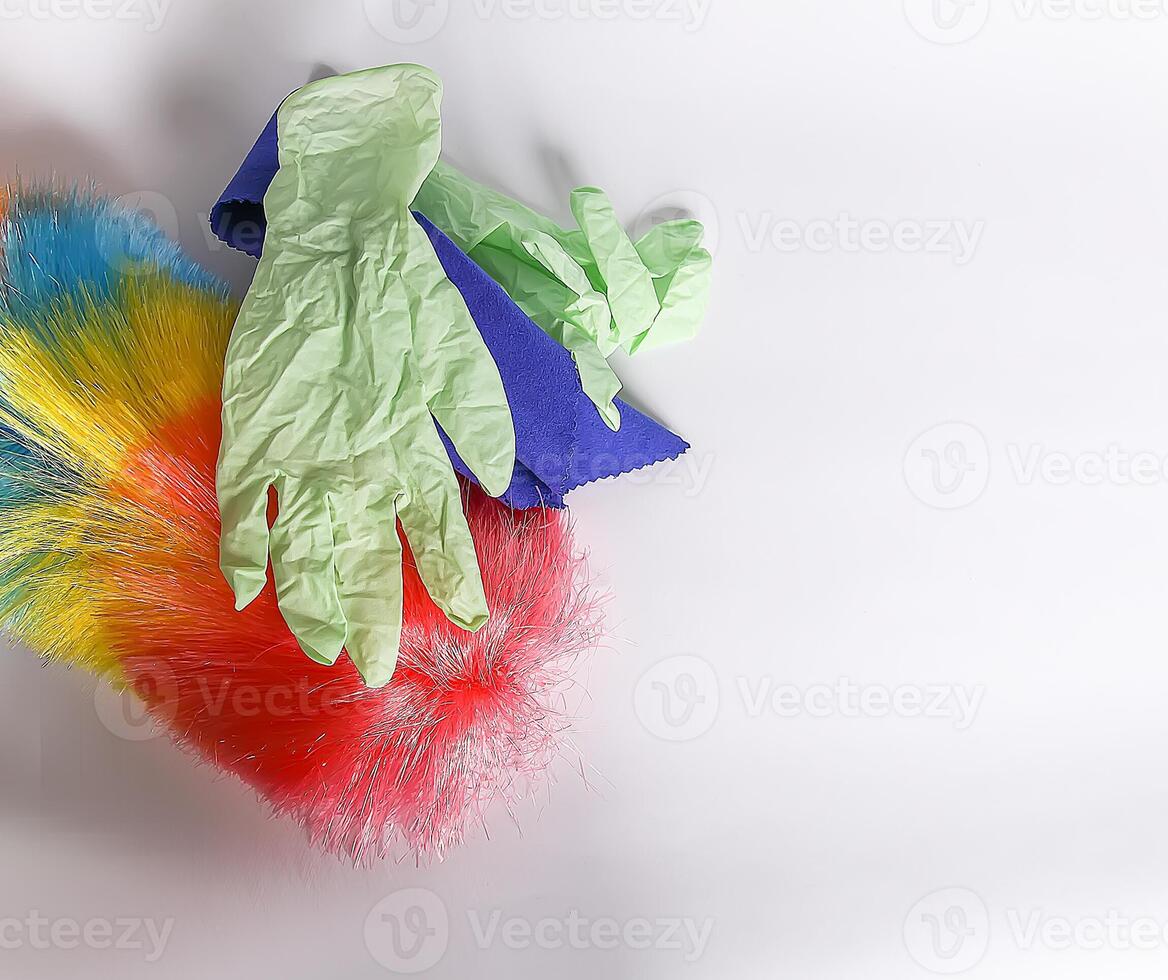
<box><xmin>0</xmin><ymin>186</ymin><xmax>602</xmax><ymax>863</ymax></box>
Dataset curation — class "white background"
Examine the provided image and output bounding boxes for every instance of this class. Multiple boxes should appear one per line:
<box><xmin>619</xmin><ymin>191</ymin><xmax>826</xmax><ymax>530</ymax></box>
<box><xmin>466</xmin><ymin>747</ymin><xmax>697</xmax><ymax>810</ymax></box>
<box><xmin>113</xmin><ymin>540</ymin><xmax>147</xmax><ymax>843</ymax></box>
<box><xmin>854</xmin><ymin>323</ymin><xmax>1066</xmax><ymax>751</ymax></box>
<box><xmin>3</xmin><ymin>0</ymin><xmax>1168</xmax><ymax>977</ymax></box>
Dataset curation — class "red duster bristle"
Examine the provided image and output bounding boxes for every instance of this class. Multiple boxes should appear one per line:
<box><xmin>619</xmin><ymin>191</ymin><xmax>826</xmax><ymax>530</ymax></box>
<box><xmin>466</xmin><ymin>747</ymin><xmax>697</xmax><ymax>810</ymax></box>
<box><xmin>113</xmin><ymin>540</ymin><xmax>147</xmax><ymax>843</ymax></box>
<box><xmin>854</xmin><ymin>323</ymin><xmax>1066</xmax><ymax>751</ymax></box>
<box><xmin>108</xmin><ymin>400</ymin><xmax>601</xmax><ymax>864</ymax></box>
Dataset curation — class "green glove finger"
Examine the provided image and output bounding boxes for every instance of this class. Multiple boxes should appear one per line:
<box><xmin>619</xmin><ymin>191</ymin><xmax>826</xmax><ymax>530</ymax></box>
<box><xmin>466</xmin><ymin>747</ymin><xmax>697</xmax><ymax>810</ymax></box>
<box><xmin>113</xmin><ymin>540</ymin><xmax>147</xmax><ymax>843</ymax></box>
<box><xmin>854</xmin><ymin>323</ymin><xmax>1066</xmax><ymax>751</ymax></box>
<box><xmin>568</xmin><ymin>187</ymin><xmax>659</xmax><ymax>350</ymax></box>
<box><xmin>404</xmin><ymin>225</ymin><xmax>515</xmax><ymax>498</ymax></box>
<box><xmin>520</xmin><ymin>230</ymin><xmax>613</xmax><ymax>348</ymax></box>
<box><xmin>216</xmin><ymin>468</ymin><xmax>272</xmax><ymax>610</ymax></box>
<box><xmin>398</xmin><ymin>464</ymin><xmax>489</xmax><ymax>633</ymax></box>
<box><xmin>633</xmin><ymin>219</ymin><xmax>712</xmax><ymax>352</ymax></box>
<box><xmin>269</xmin><ymin>477</ymin><xmax>346</xmax><ymax>665</ymax></box>
<box><xmin>564</xmin><ymin>337</ymin><xmax>622</xmax><ymax>432</ymax></box>
<box><xmin>638</xmin><ymin>245</ymin><xmax>711</xmax><ymax>353</ymax></box>
<box><xmin>331</xmin><ymin>487</ymin><xmax>404</xmax><ymax>689</ymax></box>
<box><xmin>518</xmin><ymin>231</ymin><xmax>623</xmax><ymax>428</ymax></box>
<box><xmin>634</xmin><ymin>218</ymin><xmax>706</xmax><ymax>272</ymax></box>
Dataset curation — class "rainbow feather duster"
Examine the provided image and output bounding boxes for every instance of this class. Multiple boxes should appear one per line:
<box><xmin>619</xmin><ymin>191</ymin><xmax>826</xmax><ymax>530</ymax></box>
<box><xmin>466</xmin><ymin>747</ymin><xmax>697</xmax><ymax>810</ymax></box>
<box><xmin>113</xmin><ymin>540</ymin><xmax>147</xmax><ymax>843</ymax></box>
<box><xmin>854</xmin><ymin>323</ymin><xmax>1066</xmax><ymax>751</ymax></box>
<box><xmin>0</xmin><ymin>186</ymin><xmax>601</xmax><ymax>863</ymax></box>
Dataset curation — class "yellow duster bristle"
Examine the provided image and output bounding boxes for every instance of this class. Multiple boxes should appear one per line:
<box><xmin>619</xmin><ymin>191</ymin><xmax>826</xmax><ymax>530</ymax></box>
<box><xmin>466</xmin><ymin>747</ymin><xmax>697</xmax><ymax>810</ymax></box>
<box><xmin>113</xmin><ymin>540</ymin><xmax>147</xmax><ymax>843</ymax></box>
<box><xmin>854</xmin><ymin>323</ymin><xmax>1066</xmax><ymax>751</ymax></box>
<box><xmin>0</xmin><ymin>277</ymin><xmax>234</xmax><ymax>482</ymax></box>
<box><xmin>0</xmin><ymin>503</ymin><xmax>120</xmax><ymax>676</ymax></box>
<box><xmin>0</xmin><ymin>273</ymin><xmax>234</xmax><ymax>678</ymax></box>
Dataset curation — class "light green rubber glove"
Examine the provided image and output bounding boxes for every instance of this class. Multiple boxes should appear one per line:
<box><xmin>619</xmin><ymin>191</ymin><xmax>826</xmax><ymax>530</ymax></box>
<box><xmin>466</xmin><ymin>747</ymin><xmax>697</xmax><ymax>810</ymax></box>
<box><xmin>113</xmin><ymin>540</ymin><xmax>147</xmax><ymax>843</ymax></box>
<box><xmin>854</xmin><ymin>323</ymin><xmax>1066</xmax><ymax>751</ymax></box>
<box><xmin>217</xmin><ymin>65</ymin><xmax>515</xmax><ymax>688</ymax></box>
<box><xmin>414</xmin><ymin>162</ymin><xmax>711</xmax><ymax>429</ymax></box>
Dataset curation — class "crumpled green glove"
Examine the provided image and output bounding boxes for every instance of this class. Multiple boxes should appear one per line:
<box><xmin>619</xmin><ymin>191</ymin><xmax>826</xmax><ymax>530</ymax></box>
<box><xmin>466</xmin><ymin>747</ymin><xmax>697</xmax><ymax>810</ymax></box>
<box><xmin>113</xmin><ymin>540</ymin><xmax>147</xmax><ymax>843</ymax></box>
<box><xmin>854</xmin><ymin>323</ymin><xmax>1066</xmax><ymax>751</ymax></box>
<box><xmin>414</xmin><ymin>162</ymin><xmax>712</xmax><ymax>430</ymax></box>
<box><xmin>217</xmin><ymin>64</ymin><xmax>515</xmax><ymax>688</ymax></box>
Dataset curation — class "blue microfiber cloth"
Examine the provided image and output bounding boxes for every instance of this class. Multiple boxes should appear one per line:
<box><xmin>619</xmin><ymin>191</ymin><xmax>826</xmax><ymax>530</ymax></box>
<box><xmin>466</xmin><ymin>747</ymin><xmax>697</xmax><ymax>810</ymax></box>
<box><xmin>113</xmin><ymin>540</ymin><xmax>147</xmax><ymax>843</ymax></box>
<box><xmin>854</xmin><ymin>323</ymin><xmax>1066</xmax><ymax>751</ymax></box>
<box><xmin>211</xmin><ymin>110</ymin><xmax>689</xmax><ymax>509</ymax></box>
